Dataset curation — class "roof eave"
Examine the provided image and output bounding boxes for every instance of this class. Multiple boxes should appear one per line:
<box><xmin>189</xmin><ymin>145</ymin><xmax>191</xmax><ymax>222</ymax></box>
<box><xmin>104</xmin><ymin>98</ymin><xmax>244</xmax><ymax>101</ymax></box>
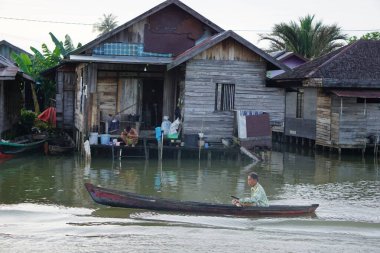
<box><xmin>267</xmin><ymin>78</ymin><xmax>304</xmax><ymax>87</ymax></box>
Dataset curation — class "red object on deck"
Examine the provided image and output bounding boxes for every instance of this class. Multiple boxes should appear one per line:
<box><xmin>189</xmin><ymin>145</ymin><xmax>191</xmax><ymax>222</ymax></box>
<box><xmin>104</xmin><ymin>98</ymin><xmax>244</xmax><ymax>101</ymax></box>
<box><xmin>38</xmin><ymin>107</ymin><xmax>56</xmax><ymax>127</ymax></box>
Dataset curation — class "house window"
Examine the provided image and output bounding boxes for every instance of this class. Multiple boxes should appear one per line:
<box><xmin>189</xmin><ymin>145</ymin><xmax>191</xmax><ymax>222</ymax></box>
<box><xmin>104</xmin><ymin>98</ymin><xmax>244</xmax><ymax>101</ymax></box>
<box><xmin>357</xmin><ymin>98</ymin><xmax>380</xmax><ymax>103</ymax></box>
<box><xmin>296</xmin><ymin>89</ymin><xmax>304</xmax><ymax>118</ymax></box>
<box><xmin>215</xmin><ymin>83</ymin><xmax>235</xmax><ymax>111</ymax></box>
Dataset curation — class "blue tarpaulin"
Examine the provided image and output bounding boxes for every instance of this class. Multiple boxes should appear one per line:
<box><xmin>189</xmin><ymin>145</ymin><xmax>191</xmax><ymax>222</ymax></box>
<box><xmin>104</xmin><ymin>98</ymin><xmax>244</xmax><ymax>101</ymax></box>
<box><xmin>93</xmin><ymin>43</ymin><xmax>172</xmax><ymax>57</ymax></box>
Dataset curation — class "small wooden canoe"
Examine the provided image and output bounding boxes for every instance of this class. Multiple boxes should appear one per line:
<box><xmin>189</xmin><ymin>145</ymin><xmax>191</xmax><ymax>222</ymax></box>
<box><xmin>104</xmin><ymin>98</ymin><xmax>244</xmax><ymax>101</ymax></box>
<box><xmin>85</xmin><ymin>183</ymin><xmax>319</xmax><ymax>216</ymax></box>
<box><xmin>0</xmin><ymin>135</ymin><xmax>47</xmax><ymax>154</ymax></box>
<box><xmin>47</xmin><ymin>131</ymin><xmax>75</xmax><ymax>155</ymax></box>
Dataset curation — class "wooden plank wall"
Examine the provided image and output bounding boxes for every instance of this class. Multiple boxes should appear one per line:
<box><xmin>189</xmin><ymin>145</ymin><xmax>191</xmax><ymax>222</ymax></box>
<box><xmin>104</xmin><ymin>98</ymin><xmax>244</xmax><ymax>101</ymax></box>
<box><xmin>103</xmin><ymin>19</ymin><xmax>147</xmax><ymax>45</ymax></box>
<box><xmin>366</xmin><ymin>102</ymin><xmax>380</xmax><ymax>137</ymax></box>
<box><xmin>183</xmin><ymin>40</ymin><xmax>284</xmax><ymax>141</ymax></box>
<box><xmin>330</xmin><ymin>97</ymin><xmax>340</xmax><ymax>145</ymax></box>
<box><xmin>97</xmin><ymin>71</ymin><xmax>118</xmax><ymax>122</ymax></box>
<box><xmin>56</xmin><ymin>72</ymin><xmax>64</xmax><ymax>127</ymax></box>
<box><xmin>332</xmin><ymin>96</ymin><xmax>366</xmax><ymax>146</ymax></box>
<box><xmin>193</xmin><ymin>39</ymin><xmax>260</xmax><ymax>62</ymax></box>
<box><xmin>284</xmin><ymin>88</ymin><xmax>317</xmax><ymax>139</ymax></box>
<box><xmin>163</xmin><ymin>69</ymin><xmax>182</xmax><ymax>120</ymax></box>
<box><xmin>74</xmin><ymin>64</ymin><xmax>86</xmax><ymax>132</ymax></box>
<box><xmin>56</xmin><ymin>71</ymin><xmax>76</xmax><ymax>129</ymax></box>
<box><xmin>117</xmin><ymin>78</ymin><xmax>140</xmax><ymax>116</ymax></box>
<box><xmin>316</xmin><ymin>89</ymin><xmax>332</xmax><ymax>146</ymax></box>
<box><xmin>2</xmin><ymin>81</ymin><xmax>22</xmax><ymax>132</ymax></box>
<box><xmin>0</xmin><ymin>81</ymin><xmax>4</xmax><ymax>135</ymax></box>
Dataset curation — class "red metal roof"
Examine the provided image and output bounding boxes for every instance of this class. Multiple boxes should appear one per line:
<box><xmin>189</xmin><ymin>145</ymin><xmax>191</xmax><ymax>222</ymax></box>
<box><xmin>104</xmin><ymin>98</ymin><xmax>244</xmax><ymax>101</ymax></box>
<box><xmin>331</xmin><ymin>90</ymin><xmax>380</xmax><ymax>98</ymax></box>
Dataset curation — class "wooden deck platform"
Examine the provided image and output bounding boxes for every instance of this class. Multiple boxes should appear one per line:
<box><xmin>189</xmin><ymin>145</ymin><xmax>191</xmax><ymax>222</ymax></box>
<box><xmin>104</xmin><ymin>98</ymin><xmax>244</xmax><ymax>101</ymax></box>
<box><xmin>90</xmin><ymin>137</ymin><xmax>241</xmax><ymax>160</ymax></box>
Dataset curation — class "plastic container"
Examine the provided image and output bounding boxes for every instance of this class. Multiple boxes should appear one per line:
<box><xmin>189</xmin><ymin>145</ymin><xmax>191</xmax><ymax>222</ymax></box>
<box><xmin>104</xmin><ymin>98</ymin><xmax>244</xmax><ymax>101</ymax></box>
<box><xmin>155</xmin><ymin>127</ymin><xmax>162</xmax><ymax>141</ymax></box>
<box><xmin>184</xmin><ymin>134</ymin><xmax>198</xmax><ymax>147</ymax></box>
<box><xmin>100</xmin><ymin>134</ymin><xmax>110</xmax><ymax>145</ymax></box>
<box><xmin>89</xmin><ymin>132</ymin><xmax>98</xmax><ymax>145</ymax></box>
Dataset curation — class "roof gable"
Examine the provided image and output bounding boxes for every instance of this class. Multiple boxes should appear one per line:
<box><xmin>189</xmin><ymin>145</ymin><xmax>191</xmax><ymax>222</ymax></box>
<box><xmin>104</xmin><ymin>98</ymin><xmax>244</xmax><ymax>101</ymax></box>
<box><xmin>70</xmin><ymin>0</ymin><xmax>224</xmax><ymax>56</ymax></box>
<box><xmin>167</xmin><ymin>30</ymin><xmax>290</xmax><ymax>71</ymax></box>
<box><xmin>0</xmin><ymin>40</ymin><xmax>32</xmax><ymax>62</ymax></box>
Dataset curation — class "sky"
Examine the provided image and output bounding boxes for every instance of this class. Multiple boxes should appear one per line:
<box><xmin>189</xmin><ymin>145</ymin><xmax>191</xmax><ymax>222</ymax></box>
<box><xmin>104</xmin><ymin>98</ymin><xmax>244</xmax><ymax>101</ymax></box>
<box><xmin>1</xmin><ymin>0</ymin><xmax>380</xmax><ymax>53</ymax></box>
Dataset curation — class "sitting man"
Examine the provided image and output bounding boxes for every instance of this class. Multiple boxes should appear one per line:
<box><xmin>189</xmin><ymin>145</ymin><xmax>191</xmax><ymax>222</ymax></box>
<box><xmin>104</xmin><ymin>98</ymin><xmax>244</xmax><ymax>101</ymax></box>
<box><xmin>232</xmin><ymin>172</ymin><xmax>269</xmax><ymax>207</ymax></box>
<box><xmin>120</xmin><ymin>126</ymin><xmax>139</xmax><ymax>147</ymax></box>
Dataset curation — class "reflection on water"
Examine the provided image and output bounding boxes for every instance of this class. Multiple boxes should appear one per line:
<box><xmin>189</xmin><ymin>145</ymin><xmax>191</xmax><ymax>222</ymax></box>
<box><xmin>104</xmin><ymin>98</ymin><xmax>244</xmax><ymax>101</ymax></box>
<box><xmin>0</xmin><ymin>149</ymin><xmax>379</xmax><ymax>252</ymax></box>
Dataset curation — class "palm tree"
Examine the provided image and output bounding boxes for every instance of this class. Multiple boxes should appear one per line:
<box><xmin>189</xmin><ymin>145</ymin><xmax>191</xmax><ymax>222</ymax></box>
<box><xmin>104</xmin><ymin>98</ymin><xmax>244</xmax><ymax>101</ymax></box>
<box><xmin>93</xmin><ymin>14</ymin><xmax>118</xmax><ymax>36</ymax></box>
<box><xmin>260</xmin><ymin>15</ymin><xmax>347</xmax><ymax>59</ymax></box>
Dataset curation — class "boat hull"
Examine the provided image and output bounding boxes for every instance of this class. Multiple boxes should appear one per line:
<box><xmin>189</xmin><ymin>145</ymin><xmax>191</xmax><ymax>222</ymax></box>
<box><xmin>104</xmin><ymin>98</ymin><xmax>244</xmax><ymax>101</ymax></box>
<box><xmin>85</xmin><ymin>183</ymin><xmax>319</xmax><ymax>216</ymax></box>
<box><xmin>47</xmin><ymin>131</ymin><xmax>75</xmax><ymax>155</ymax></box>
<box><xmin>0</xmin><ymin>136</ymin><xmax>46</xmax><ymax>154</ymax></box>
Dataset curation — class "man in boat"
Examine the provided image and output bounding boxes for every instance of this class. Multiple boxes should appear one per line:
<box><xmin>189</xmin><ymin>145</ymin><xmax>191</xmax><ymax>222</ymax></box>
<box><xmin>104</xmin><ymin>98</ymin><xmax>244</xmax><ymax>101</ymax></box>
<box><xmin>232</xmin><ymin>172</ymin><xmax>269</xmax><ymax>207</ymax></box>
<box><xmin>120</xmin><ymin>126</ymin><xmax>138</xmax><ymax>147</ymax></box>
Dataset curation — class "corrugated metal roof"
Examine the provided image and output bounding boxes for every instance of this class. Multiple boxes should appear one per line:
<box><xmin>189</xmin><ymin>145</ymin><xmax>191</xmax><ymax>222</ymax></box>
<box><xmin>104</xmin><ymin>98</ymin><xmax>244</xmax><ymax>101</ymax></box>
<box><xmin>331</xmin><ymin>90</ymin><xmax>380</xmax><ymax>98</ymax></box>
<box><xmin>0</xmin><ymin>66</ymin><xmax>18</xmax><ymax>79</ymax></box>
<box><xmin>0</xmin><ymin>55</ymin><xmax>33</xmax><ymax>81</ymax></box>
<box><xmin>0</xmin><ymin>55</ymin><xmax>15</xmax><ymax>67</ymax></box>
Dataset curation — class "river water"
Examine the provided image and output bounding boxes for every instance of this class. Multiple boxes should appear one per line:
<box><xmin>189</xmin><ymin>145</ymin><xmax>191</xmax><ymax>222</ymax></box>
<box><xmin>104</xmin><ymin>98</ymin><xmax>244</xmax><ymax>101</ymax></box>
<box><xmin>0</xmin><ymin>148</ymin><xmax>379</xmax><ymax>252</ymax></box>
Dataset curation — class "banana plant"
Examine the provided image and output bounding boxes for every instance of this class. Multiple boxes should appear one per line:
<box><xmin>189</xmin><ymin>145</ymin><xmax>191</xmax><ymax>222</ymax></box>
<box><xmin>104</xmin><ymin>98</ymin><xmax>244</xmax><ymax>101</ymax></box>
<box><xmin>11</xmin><ymin>52</ymin><xmax>40</xmax><ymax>113</ymax></box>
<box><xmin>11</xmin><ymin>33</ymin><xmax>82</xmax><ymax>112</ymax></box>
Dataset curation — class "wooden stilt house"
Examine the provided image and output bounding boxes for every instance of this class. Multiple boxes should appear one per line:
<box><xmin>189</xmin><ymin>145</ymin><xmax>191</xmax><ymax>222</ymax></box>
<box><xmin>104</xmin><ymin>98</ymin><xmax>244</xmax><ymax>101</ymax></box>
<box><xmin>271</xmin><ymin>40</ymin><xmax>380</xmax><ymax>152</ymax></box>
<box><xmin>52</xmin><ymin>0</ymin><xmax>288</xmax><ymax>146</ymax></box>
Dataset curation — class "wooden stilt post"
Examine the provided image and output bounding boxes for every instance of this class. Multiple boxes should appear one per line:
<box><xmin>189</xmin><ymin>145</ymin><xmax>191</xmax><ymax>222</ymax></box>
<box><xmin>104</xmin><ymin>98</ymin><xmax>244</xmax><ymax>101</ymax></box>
<box><xmin>177</xmin><ymin>149</ymin><xmax>181</xmax><ymax>161</ymax></box>
<box><xmin>144</xmin><ymin>138</ymin><xmax>148</xmax><ymax>160</ymax></box>
<box><xmin>207</xmin><ymin>151</ymin><xmax>212</xmax><ymax>168</ymax></box>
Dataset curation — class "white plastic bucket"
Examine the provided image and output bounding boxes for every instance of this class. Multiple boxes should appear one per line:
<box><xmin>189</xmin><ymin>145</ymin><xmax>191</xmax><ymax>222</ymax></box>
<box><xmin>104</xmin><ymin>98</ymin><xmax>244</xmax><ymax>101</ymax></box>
<box><xmin>100</xmin><ymin>134</ymin><xmax>110</xmax><ymax>145</ymax></box>
<box><xmin>89</xmin><ymin>132</ymin><xmax>98</xmax><ymax>145</ymax></box>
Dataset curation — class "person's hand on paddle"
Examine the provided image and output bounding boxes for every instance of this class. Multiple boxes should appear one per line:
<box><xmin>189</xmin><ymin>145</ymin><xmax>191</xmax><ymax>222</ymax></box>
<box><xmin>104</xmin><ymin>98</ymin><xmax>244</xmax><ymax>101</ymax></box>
<box><xmin>232</xmin><ymin>198</ymin><xmax>242</xmax><ymax>207</ymax></box>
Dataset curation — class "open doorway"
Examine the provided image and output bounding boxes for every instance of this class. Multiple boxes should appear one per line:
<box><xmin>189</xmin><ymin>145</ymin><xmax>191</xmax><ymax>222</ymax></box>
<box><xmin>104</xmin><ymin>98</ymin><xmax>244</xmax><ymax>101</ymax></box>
<box><xmin>142</xmin><ymin>79</ymin><xmax>163</xmax><ymax>129</ymax></box>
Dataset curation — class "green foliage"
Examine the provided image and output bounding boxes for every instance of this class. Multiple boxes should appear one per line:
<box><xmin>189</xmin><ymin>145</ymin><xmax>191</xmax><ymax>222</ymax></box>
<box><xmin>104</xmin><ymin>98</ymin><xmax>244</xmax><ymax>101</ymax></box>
<box><xmin>64</xmin><ymin>35</ymin><xmax>75</xmax><ymax>53</ymax></box>
<box><xmin>93</xmin><ymin>13</ymin><xmax>118</xmax><ymax>36</ymax></box>
<box><xmin>11</xmin><ymin>33</ymin><xmax>82</xmax><ymax>110</ymax></box>
<box><xmin>19</xmin><ymin>109</ymin><xmax>37</xmax><ymax>133</ymax></box>
<box><xmin>260</xmin><ymin>14</ymin><xmax>347</xmax><ymax>59</ymax></box>
<box><xmin>348</xmin><ymin>32</ymin><xmax>380</xmax><ymax>44</ymax></box>
<box><xmin>34</xmin><ymin>118</ymin><xmax>52</xmax><ymax>132</ymax></box>
<box><xmin>11</xmin><ymin>53</ymin><xmax>33</xmax><ymax>74</ymax></box>
<box><xmin>49</xmin><ymin>32</ymin><xmax>68</xmax><ymax>56</ymax></box>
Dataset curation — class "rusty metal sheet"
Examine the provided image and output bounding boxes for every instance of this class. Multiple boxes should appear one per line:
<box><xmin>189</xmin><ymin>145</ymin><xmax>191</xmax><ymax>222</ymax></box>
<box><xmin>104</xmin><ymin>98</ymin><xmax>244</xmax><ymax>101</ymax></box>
<box><xmin>144</xmin><ymin>29</ymin><xmax>195</xmax><ymax>56</ymax></box>
<box><xmin>144</xmin><ymin>5</ymin><xmax>204</xmax><ymax>56</ymax></box>
<box><xmin>246</xmin><ymin>113</ymin><xmax>271</xmax><ymax>138</ymax></box>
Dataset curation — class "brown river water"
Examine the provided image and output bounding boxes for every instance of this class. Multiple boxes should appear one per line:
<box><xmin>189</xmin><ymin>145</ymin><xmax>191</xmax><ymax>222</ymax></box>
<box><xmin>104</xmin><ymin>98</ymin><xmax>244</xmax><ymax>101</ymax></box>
<box><xmin>0</xmin><ymin>148</ymin><xmax>379</xmax><ymax>252</ymax></box>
